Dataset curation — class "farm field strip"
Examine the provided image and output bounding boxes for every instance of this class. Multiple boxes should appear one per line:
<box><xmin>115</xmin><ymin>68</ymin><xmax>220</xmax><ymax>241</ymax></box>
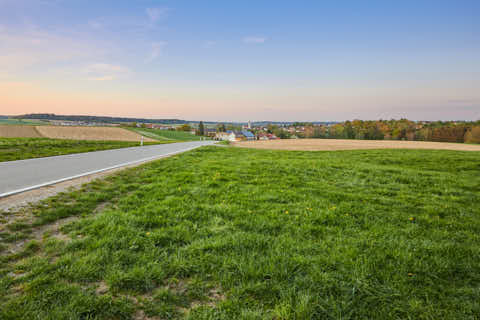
<box><xmin>129</xmin><ymin>127</ymin><xmax>208</xmax><ymax>141</ymax></box>
<box><xmin>130</xmin><ymin>129</ymin><xmax>175</xmax><ymax>141</ymax></box>
<box><xmin>0</xmin><ymin>119</ymin><xmax>48</xmax><ymax>126</ymax></box>
<box><xmin>233</xmin><ymin>138</ymin><xmax>480</xmax><ymax>151</ymax></box>
<box><xmin>0</xmin><ymin>147</ymin><xmax>478</xmax><ymax>319</ymax></box>
<box><xmin>35</xmin><ymin>126</ymin><xmax>156</xmax><ymax>142</ymax></box>
<box><xmin>0</xmin><ymin>126</ymin><xmax>42</xmax><ymax>138</ymax></box>
<box><xmin>0</xmin><ymin>125</ymin><xmax>156</xmax><ymax>142</ymax></box>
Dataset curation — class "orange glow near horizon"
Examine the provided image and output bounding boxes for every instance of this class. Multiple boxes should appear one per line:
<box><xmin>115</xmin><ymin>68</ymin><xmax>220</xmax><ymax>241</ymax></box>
<box><xmin>2</xmin><ymin>80</ymin><xmax>479</xmax><ymax>122</ymax></box>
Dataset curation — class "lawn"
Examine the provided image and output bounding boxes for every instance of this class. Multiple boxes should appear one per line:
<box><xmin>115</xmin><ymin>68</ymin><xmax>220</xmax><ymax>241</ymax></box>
<box><xmin>0</xmin><ymin>147</ymin><xmax>479</xmax><ymax>319</ymax></box>
<box><xmin>129</xmin><ymin>127</ymin><xmax>208</xmax><ymax>141</ymax></box>
<box><xmin>0</xmin><ymin>138</ymin><xmax>163</xmax><ymax>162</ymax></box>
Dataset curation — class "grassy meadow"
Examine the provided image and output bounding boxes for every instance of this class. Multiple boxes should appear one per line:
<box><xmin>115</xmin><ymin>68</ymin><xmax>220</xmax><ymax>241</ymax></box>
<box><xmin>0</xmin><ymin>138</ymin><xmax>164</xmax><ymax>162</ymax></box>
<box><xmin>129</xmin><ymin>128</ymin><xmax>208</xmax><ymax>141</ymax></box>
<box><xmin>0</xmin><ymin>146</ymin><xmax>479</xmax><ymax>319</ymax></box>
<box><xmin>0</xmin><ymin>119</ymin><xmax>48</xmax><ymax>126</ymax></box>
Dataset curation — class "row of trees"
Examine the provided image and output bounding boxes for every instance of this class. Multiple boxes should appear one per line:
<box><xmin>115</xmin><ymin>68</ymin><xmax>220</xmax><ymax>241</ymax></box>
<box><xmin>302</xmin><ymin>120</ymin><xmax>480</xmax><ymax>143</ymax></box>
<box><xmin>126</xmin><ymin>119</ymin><xmax>480</xmax><ymax>143</ymax></box>
<box><xmin>17</xmin><ymin>113</ymin><xmax>186</xmax><ymax>124</ymax></box>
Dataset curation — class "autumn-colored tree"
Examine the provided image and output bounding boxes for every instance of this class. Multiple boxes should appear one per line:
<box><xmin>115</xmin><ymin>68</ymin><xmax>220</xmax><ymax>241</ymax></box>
<box><xmin>304</xmin><ymin>126</ymin><xmax>315</xmax><ymax>138</ymax></box>
<box><xmin>281</xmin><ymin>119</ymin><xmax>476</xmax><ymax>144</ymax></box>
<box><xmin>377</xmin><ymin>121</ymin><xmax>391</xmax><ymax>139</ymax></box>
<box><xmin>431</xmin><ymin>126</ymin><xmax>467</xmax><ymax>143</ymax></box>
<box><xmin>177</xmin><ymin>124</ymin><xmax>192</xmax><ymax>132</ymax></box>
<box><xmin>464</xmin><ymin>126</ymin><xmax>480</xmax><ymax>143</ymax></box>
<box><xmin>329</xmin><ymin>124</ymin><xmax>345</xmax><ymax>138</ymax></box>
<box><xmin>313</xmin><ymin>125</ymin><xmax>327</xmax><ymax>138</ymax></box>
<box><xmin>344</xmin><ymin>121</ymin><xmax>355</xmax><ymax>139</ymax></box>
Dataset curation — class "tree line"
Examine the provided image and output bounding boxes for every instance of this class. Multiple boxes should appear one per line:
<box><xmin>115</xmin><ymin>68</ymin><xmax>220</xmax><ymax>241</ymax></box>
<box><xmin>302</xmin><ymin>119</ymin><xmax>480</xmax><ymax>143</ymax></box>
<box><xmin>15</xmin><ymin>113</ymin><xmax>188</xmax><ymax>124</ymax></box>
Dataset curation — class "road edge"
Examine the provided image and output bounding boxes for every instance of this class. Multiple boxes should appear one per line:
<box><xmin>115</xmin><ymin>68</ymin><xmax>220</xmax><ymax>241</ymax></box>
<box><xmin>0</xmin><ymin>145</ymin><xmax>203</xmax><ymax>199</ymax></box>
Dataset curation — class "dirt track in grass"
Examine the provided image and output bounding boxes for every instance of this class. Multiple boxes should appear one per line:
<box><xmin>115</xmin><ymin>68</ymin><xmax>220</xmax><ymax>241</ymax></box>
<box><xmin>233</xmin><ymin>138</ymin><xmax>480</xmax><ymax>151</ymax></box>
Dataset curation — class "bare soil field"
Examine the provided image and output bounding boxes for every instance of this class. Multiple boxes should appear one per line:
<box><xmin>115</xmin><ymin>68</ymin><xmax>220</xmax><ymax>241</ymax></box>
<box><xmin>233</xmin><ymin>139</ymin><xmax>480</xmax><ymax>151</ymax></box>
<box><xmin>0</xmin><ymin>125</ymin><xmax>154</xmax><ymax>142</ymax></box>
<box><xmin>0</xmin><ymin>125</ymin><xmax>42</xmax><ymax>138</ymax></box>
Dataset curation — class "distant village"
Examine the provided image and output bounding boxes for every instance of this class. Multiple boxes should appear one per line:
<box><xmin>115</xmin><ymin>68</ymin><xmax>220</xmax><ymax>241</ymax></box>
<box><xmin>141</xmin><ymin>120</ymin><xmax>281</xmax><ymax>142</ymax></box>
<box><xmin>130</xmin><ymin>119</ymin><xmax>480</xmax><ymax>144</ymax></box>
<box><xmin>8</xmin><ymin>114</ymin><xmax>480</xmax><ymax>144</ymax></box>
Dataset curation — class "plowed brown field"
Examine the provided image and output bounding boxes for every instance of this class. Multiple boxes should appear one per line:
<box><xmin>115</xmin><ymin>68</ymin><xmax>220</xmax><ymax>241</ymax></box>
<box><xmin>0</xmin><ymin>125</ymin><xmax>42</xmax><ymax>138</ymax></box>
<box><xmin>233</xmin><ymin>139</ymin><xmax>480</xmax><ymax>151</ymax></box>
<box><xmin>0</xmin><ymin>125</ymin><xmax>154</xmax><ymax>142</ymax></box>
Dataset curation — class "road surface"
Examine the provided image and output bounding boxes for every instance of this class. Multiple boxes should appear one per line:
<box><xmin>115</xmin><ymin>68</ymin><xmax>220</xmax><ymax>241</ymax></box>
<box><xmin>0</xmin><ymin>140</ymin><xmax>215</xmax><ymax>198</ymax></box>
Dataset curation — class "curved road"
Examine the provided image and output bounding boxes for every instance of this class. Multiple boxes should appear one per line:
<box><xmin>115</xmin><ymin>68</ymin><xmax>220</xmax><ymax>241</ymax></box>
<box><xmin>0</xmin><ymin>140</ymin><xmax>215</xmax><ymax>198</ymax></box>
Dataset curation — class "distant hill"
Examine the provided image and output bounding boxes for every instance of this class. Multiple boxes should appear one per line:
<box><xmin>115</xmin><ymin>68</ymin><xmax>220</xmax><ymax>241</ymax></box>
<box><xmin>11</xmin><ymin>114</ymin><xmax>338</xmax><ymax>126</ymax></box>
<box><xmin>251</xmin><ymin>121</ymin><xmax>337</xmax><ymax>126</ymax></box>
<box><xmin>14</xmin><ymin>114</ymin><xmax>190</xmax><ymax>125</ymax></box>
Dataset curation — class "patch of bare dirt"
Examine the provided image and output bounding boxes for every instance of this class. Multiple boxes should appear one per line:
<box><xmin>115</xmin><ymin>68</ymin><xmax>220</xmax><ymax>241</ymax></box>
<box><xmin>95</xmin><ymin>281</ymin><xmax>109</xmax><ymax>295</ymax></box>
<box><xmin>166</xmin><ymin>279</ymin><xmax>189</xmax><ymax>295</ymax></box>
<box><xmin>93</xmin><ymin>201</ymin><xmax>111</xmax><ymax>214</ymax></box>
<box><xmin>4</xmin><ymin>215</ymin><xmax>78</xmax><ymax>255</ymax></box>
<box><xmin>187</xmin><ymin>287</ymin><xmax>226</xmax><ymax>310</ymax></box>
<box><xmin>233</xmin><ymin>139</ymin><xmax>480</xmax><ymax>151</ymax></box>
<box><xmin>133</xmin><ymin>310</ymin><xmax>161</xmax><ymax>320</ymax></box>
<box><xmin>2</xmin><ymin>198</ymin><xmax>111</xmax><ymax>255</ymax></box>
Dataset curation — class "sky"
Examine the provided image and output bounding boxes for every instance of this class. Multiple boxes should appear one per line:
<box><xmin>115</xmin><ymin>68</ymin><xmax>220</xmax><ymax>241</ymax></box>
<box><xmin>0</xmin><ymin>0</ymin><xmax>479</xmax><ymax>122</ymax></box>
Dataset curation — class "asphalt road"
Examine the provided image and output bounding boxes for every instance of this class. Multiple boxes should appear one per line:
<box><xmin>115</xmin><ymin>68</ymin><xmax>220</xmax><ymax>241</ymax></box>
<box><xmin>0</xmin><ymin>140</ymin><xmax>215</xmax><ymax>198</ymax></box>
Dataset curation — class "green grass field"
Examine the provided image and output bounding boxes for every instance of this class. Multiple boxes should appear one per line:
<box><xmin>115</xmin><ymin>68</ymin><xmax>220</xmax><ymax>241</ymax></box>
<box><xmin>0</xmin><ymin>147</ymin><xmax>479</xmax><ymax>319</ymax></box>
<box><xmin>0</xmin><ymin>119</ymin><xmax>47</xmax><ymax>126</ymax></box>
<box><xmin>0</xmin><ymin>138</ymin><xmax>162</xmax><ymax>162</ymax></box>
<box><xmin>129</xmin><ymin>128</ymin><xmax>208</xmax><ymax>141</ymax></box>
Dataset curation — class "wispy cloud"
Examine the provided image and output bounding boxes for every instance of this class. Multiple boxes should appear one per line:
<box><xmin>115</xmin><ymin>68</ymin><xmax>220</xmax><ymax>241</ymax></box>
<box><xmin>83</xmin><ymin>63</ymin><xmax>130</xmax><ymax>81</ymax></box>
<box><xmin>243</xmin><ymin>36</ymin><xmax>266</xmax><ymax>44</ymax></box>
<box><xmin>0</xmin><ymin>26</ymin><xmax>102</xmax><ymax>73</ymax></box>
<box><xmin>87</xmin><ymin>20</ymin><xmax>104</xmax><ymax>30</ymax></box>
<box><xmin>146</xmin><ymin>7</ymin><xmax>169</xmax><ymax>24</ymax></box>
<box><xmin>203</xmin><ymin>40</ymin><xmax>216</xmax><ymax>48</ymax></box>
<box><xmin>146</xmin><ymin>41</ymin><xmax>167</xmax><ymax>62</ymax></box>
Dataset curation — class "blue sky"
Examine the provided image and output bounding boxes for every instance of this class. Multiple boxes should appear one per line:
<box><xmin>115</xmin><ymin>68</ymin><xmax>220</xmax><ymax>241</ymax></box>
<box><xmin>1</xmin><ymin>0</ymin><xmax>479</xmax><ymax>121</ymax></box>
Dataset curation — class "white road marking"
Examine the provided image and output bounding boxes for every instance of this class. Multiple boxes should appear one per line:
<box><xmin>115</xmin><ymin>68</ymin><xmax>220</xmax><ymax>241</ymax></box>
<box><xmin>0</xmin><ymin>145</ymin><xmax>202</xmax><ymax>198</ymax></box>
